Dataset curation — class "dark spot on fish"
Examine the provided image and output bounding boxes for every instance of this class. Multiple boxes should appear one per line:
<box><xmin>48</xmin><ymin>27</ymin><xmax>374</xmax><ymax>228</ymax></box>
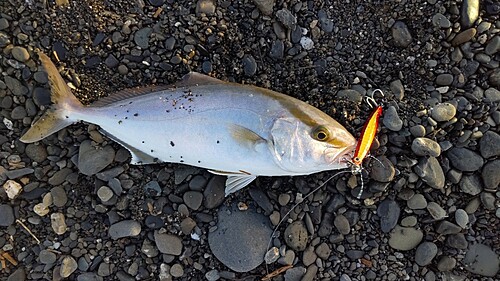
<box><xmin>134</xmin><ymin>113</ymin><xmax>139</xmax><ymax>117</ymax></box>
<box><xmin>170</xmin><ymin>141</ymin><xmax>175</xmax><ymax>147</ymax></box>
<box><xmin>151</xmin><ymin>149</ymin><xmax>154</xmax><ymax>153</ymax></box>
<box><xmin>217</xmin><ymin>140</ymin><xmax>220</xmax><ymax>144</ymax></box>
<box><xmin>126</xmin><ymin>110</ymin><xmax>129</xmax><ymax>113</ymax></box>
<box><xmin>129</xmin><ymin>101</ymin><xmax>133</xmax><ymax>104</ymax></box>
<box><xmin>180</xmin><ymin>160</ymin><xmax>184</xmax><ymax>163</ymax></box>
<box><xmin>166</xmin><ymin>110</ymin><xmax>170</xmax><ymax>113</ymax></box>
<box><xmin>118</xmin><ymin>120</ymin><xmax>123</xmax><ymax>124</ymax></box>
<box><xmin>125</xmin><ymin>117</ymin><xmax>128</xmax><ymax>119</ymax></box>
<box><xmin>197</xmin><ymin>160</ymin><xmax>201</xmax><ymax>163</ymax></box>
<box><xmin>142</xmin><ymin>141</ymin><xmax>145</xmax><ymax>144</ymax></box>
<box><xmin>180</xmin><ymin>156</ymin><xmax>183</xmax><ymax>158</ymax></box>
<box><xmin>65</xmin><ymin>116</ymin><xmax>69</xmax><ymax>119</ymax></box>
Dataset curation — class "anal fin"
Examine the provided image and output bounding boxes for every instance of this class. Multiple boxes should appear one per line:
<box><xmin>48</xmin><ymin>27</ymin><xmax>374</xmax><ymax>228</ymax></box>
<box><xmin>225</xmin><ymin>175</ymin><xmax>257</xmax><ymax>196</ymax></box>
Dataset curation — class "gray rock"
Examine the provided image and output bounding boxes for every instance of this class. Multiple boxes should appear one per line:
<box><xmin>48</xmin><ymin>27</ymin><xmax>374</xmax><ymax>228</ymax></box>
<box><xmin>109</xmin><ymin>220</ymin><xmax>141</xmax><ymax>240</ymax></box>
<box><xmin>432</xmin><ymin>13</ymin><xmax>451</xmax><ymax>28</ymax></box>
<box><xmin>436</xmin><ymin>221</ymin><xmax>462</xmax><ymax>235</ymax></box>
<box><xmin>410</xmin><ymin>125</ymin><xmax>426</xmax><ymax>137</ymax></box>
<box><xmin>452</xmin><ymin>28</ymin><xmax>477</xmax><ymax>46</ymax></box>
<box><xmin>391</xmin><ymin>21</ymin><xmax>412</xmax><ymax>48</ymax></box>
<box><xmin>383</xmin><ymin>106</ymin><xmax>403</xmax><ymax>131</ymax></box>
<box><xmin>479</xmin><ymin>131</ymin><xmax>500</xmax><ymax>158</ymax></box>
<box><xmin>11</xmin><ymin>46</ymin><xmax>30</xmax><ymax>62</ymax></box>
<box><xmin>437</xmin><ymin>256</ymin><xmax>456</xmax><ymax>272</ymax></box>
<box><xmin>51</xmin><ymin>185</ymin><xmax>68</xmax><ymax>207</ymax></box>
<box><xmin>284</xmin><ymin>221</ymin><xmax>308</xmax><ymax>251</ymax></box>
<box><xmin>170</xmin><ymin>264</ymin><xmax>184</xmax><ymax>277</ymax></box>
<box><xmin>242</xmin><ymin>55</ymin><xmax>257</xmax><ymax>77</ymax></box>
<box><xmin>97</xmin><ymin>186</ymin><xmax>114</xmax><ymax>202</ymax></box>
<box><xmin>284</xmin><ymin>267</ymin><xmax>306</xmax><ymax>281</ymax></box>
<box><xmin>447</xmin><ymin>148</ymin><xmax>484</xmax><ymax>172</ymax></box>
<box><xmin>370</xmin><ymin>156</ymin><xmax>395</xmax><ymax>182</ymax></box>
<box><xmin>155</xmin><ymin>231</ymin><xmax>183</xmax><ymax>255</ymax></box>
<box><xmin>48</xmin><ymin>168</ymin><xmax>72</xmax><ymax>186</ymax></box>
<box><xmin>334</xmin><ymin>214</ymin><xmax>350</xmax><ymax>235</ymax></box>
<box><xmin>204</xmin><ymin>176</ymin><xmax>225</xmax><ymax>209</ymax></box>
<box><xmin>60</xmin><ymin>256</ymin><xmax>78</xmax><ymax>278</ymax></box>
<box><xmin>482</xmin><ymin>160</ymin><xmax>500</xmax><ymax>189</ymax></box>
<box><xmin>377</xmin><ymin>199</ymin><xmax>400</xmax><ymax>233</ymax></box>
<box><xmin>315</xmin><ymin>243</ymin><xmax>331</xmax><ymax>260</ymax></box>
<box><xmin>51</xmin><ymin>212</ymin><xmax>67</xmax><ymax>235</ymax></box>
<box><xmin>78</xmin><ymin>140</ymin><xmax>115</xmax><ymax>176</ymax></box>
<box><xmin>485</xmin><ymin>88</ymin><xmax>500</xmax><ymax>102</ymax></box>
<box><xmin>77</xmin><ymin>273</ymin><xmax>103</xmax><ymax>281</ymax></box>
<box><xmin>463</xmin><ymin>243</ymin><xmax>500</xmax><ymax>277</ymax></box>
<box><xmin>134</xmin><ymin>27</ymin><xmax>152</xmax><ymax>49</ymax></box>
<box><xmin>455</xmin><ymin>209</ymin><xmax>469</xmax><ymax>228</ymax></box>
<box><xmin>459</xmin><ymin>174</ymin><xmax>482</xmax><ymax>195</ymax></box>
<box><xmin>252</xmin><ymin>0</ymin><xmax>274</xmax><ymax>15</ymax></box>
<box><xmin>489</xmin><ymin>68</ymin><xmax>500</xmax><ymax>86</ymax></box>
<box><xmin>39</xmin><ymin>250</ymin><xmax>57</xmax><ymax>264</ymax></box>
<box><xmin>485</xmin><ymin>35</ymin><xmax>500</xmax><ymax>56</ymax></box>
<box><xmin>97</xmin><ymin>262</ymin><xmax>112</xmax><ymax>277</ymax></box>
<box><xmin>7</xmin><ymin>268</ymin><xmax>26</xmax><ymax>281</ymax></box>
<box><xmin>183</xmin><ymin>191</ymin><xmax>203</xmax><ymax>210</ymax></box>
<box><xmin>411</xmin><ymin>138</ymin><xmax>441</xmax><ymax>157</ymax></box>
<box><xmin>447</xmin><ymin>233</ymin><xmax>468</xmax><ymax>249</ymax></box>
<box><xmin>414</xmin><ymin>157</ymin><xmax>445</xmax><ymax>189</ymax></box>
<box><xmin>388</xmin><ymin>225</ymin><xmax>423</xmax><ymax>251</ymax></box>
<box><xmin>276</xmin><ymin>9</ymin><xmax>296</xmax><ymax>30</ymax></box>
<box><xmin>337</xmin><ymin>89</ymin><xmax>363</xmax><ymax>103</ymax></box>
<box><xmin>196</xmin><ymin>0</ymin><xmax>216</xmax><ymax>15</ymax></box>
<box><xmin>460</xmin><ymin>0</ymin><xmax>479</xmax><ymax>28</ymax></box>
<box><xmin>318</xmin><ymin>10</ymin><xmax>334</xmax><ymax>33</ymax></box>
<box><xmin>415</xmin><ymin>242</ymin><xmax>438</xmax><ymax>266</ymax></box>
<box><xmin>427</xmin><ymin>202</ymin><xmax>447</xmax><ymax>220</ymax></box>
<box><xmin>0</xmin><ymin>204</ymin><xmax>15</xmax><ymax>226</ymax></box>
<box><xmin>5</xmin><ymin>76</ymin><xmax>28</xmax><ymax>96</ymax></box>
<box><xmin>480</xmin><ymin>192</ymin><xmax>495</xmax><ymax>210</ymax></box>
<box><xmin>208</xmin><ymin>204</ymin><xmax>272</xmax><ymax>272</ymax></box>
<box><xmin>407</xmin><ymin>194</ymin><xmax>427</xmax><ymax>209</ymax></box>
<box><xmin>269</xmin><ymin>40</ymin><xmax>284</xmax><ymax>60</ymax></box>
<box><xmin>0</xmin><ymin>18</ymin><xmax>9</xmax><ymax>30</ymax></box>
<box><xmin>302</xmin><ymin>246</ymin><xmax>317</xmax><ymax>266</ymax></box>
<box><xmin>435</xmin><ymin>74</ymin><xmax>453</xmax><ymax>86</ymax></box>
<box><xmin>205</xmin><ymin>269</ymin><xmax>220</xmax><ymax>281</ymax></box>
<box><xmin>431</xmin><ymin>103</ymin><xmax>456</xmax><ymax>122</ymax></box>
<box><xmin>389</xmin><ymin>79</ymin><xmax>404</xmax><ymax>100</ymax></box>
<box><xmin>25</xmin><ymin>143</ymin><xmax>48</xmax><ymax>163</ymax></box>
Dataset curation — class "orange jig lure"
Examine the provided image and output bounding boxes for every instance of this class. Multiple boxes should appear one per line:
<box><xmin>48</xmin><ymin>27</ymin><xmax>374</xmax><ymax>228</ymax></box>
<box><xmin>352</xmin><ymin>105</ymin><xmax>383</xmax><ymax>172</ymax></box>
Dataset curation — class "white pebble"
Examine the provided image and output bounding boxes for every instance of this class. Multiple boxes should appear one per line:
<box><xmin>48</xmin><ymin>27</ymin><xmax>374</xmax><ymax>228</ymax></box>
<box><xmin>3</xmin><ymin>180</ymin><xmax>22</xmax><ymax>199</ymax></box>
<box><xmin>300</xmin><ymin>37</ymin><xmax>314</xmax><ymax>50</ymax></box>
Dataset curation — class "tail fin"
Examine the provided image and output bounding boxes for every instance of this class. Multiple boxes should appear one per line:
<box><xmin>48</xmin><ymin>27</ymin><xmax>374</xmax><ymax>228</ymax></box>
<box><xmin>20</xmin><ymin>52</ymin><xmax>84</xmax><ymax>143</ymax></box>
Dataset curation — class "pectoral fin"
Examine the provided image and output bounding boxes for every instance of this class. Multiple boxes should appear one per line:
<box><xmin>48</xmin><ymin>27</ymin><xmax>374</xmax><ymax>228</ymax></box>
<box><xmin>228</xmin><ymin>124</ymin><xmax>266</xmax><ymax>148</ymax></box>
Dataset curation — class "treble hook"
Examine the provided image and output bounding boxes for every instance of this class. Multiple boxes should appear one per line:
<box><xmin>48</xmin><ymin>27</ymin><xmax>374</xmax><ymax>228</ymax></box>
<box><xmin>364</xmin><ymin>89</ymin><xmax>385</xmax><ymax>108</ymax></box>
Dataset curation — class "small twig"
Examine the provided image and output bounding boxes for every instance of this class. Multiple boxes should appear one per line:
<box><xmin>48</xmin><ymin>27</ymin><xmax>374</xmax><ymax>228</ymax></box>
<box><xmin>16</xmin><ymin>219</ymin><xmax>41</xmax><ymax>244</ymax></box>
<box><xmin>0</xmin><ymin>251</ymin><xmax>18</xmax><ymax>266</ymax></box>
<box><xmin>261</xmin><ymin>265</ymin><xmax>293</xmax><ymax>280</ymax></box>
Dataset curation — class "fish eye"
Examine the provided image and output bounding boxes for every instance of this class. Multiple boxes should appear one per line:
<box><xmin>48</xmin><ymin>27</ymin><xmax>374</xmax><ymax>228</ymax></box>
<box><xmin>312</xmin><ymin>126</ymin><xmax>330</xmax><ymax>142</ymax></box>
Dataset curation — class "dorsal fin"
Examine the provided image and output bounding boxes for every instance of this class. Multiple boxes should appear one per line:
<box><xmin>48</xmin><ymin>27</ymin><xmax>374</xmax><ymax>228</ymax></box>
<box><xmin>91</xmin><ymin>85</ymin><xmax>174</xmax><ymax>107</ymax></box>
<box><xmin>175</xmin><ymin>72</ymin><xmax>225</xmax><ymax>87</ymax></box>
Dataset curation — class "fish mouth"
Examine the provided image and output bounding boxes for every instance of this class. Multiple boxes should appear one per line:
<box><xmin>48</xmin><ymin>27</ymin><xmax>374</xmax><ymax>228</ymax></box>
<box><xmin>325</xmin><ymin>145</ymin><xmax>356</xmax><ymax>167</ymax></box>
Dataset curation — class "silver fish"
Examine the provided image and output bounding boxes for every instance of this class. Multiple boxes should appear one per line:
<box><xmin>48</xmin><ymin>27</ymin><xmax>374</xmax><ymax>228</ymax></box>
<box><xmin>21</xmin><ymin>53</ymin><xmax>356</xmax><ymax>195</ymax></box>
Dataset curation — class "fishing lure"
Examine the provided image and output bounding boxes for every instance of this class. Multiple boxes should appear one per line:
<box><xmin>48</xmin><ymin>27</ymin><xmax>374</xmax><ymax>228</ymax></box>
<box><xmin>351</xmin><ymin>105</ymin><xmax>383</xmax><ymax>173</ymax></box>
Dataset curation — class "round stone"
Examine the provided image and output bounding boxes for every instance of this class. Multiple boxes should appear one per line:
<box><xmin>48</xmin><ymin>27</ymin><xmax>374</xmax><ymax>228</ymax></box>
<box><xmin>431</xmin><ymin>103</ymin><xmax>456</xmax><ymax>122</ymax></box>
<box><xmin>388</xmin><ymin>225</ymin><xmax>423</xmax><ymax>251</ymax></box>
<box><xmin>411</xmin><ymin>137</ymin><xmax>441</xmax><ymax>157</ymax></box>
<box><xmin>109</xmin><ymin>220</ymin><xmax>141</xmax><ymax>239</ymax></box>
<box><xmin>60</xmin><ymin>256</ymin><xmax>78</xmax><ymax>278</ymax></box>
<box><xmin>11</xmin><ymin>46</ymin><xmax>30</xmax><ymax>62</ymax></box>
<box><xmin>39</xmin><ymin>250</ymin><xmax>57</xmax><ymax>264</ymax></box>
<box><xmin>170</xmin><ymin>264</ymin><xmax>184</xmax><ymax>277</ymax></box>
<box><xmin>97</xmin><ymin>186</ymin><xmax>114</xmax><ymax>202</ymax></box>
<box><xmin>284</xmin><ymin>221</ymin><xmax>308</xmax><ymax>251</ymax></box>
<box><xmin>415</xmin><ymin>242</ymin><xmax>438</xmax><ymax>266</ymax></box>
<box><xmin>183</xmin><ymin>191</ymin><xmax>203</xmax><ymax>210</ymax></box>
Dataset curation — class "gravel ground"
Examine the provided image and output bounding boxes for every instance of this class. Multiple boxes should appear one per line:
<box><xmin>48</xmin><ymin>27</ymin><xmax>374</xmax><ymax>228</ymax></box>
<box><xmin>1</xmin><ymin>0</ymin><xmax>499</xmax><ymax>280</ymax></box>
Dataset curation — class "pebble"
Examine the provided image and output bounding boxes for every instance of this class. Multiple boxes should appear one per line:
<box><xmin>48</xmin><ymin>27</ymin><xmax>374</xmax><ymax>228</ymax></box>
<box><xmin>109</xmin><ymin>220</ymin><xmax>141</xmax><ymax>239</ymax></box>
<box><xmin>269</xmin><ymin>40</ymin><xmax>284</xmax><ymax>60</ymax></box>
<box><xmin>242</xmin><ymin>55</ymin><xmax>257</xmax><ymax>76</ymax></box>
<box><xmin>180</xmin><ymin>217</ymin><xmax>196</xmax><ymax>234</ymax></box>
<box><xmin>480</xmin><ymin>192</ymin><xmax>495</xmax><ymax>210</ymax></box>
<box><xmin>482</xmin><ymin>160</ymin><xmax>500</xmax><ymax>189</ymax></box>
<box><xmin>411</xmin><ymin>137</ymin><xmax>441</xmax><ymax>157</ymax></box>
<box><xmin>436</xmin><ymin>221</ymin><xmax>462</xmax><ymax>235</ymax></box>
<box><xmin>3</xmin><ymin>180</ymin><xmax>22</xmax><ymax>199</ymax></box>
<box><xmin>454</xmin><ymin>209</ymin><xmax>469</xmax><ymax>228</ymax></box>
<box><xmin>446</xmin><ymin>233</ymin><xmax>468</xmax><ymax>249</ymax></box>
<box><xmin>410</xmin><ymin>125</ymin><xmax>426</xmax><ymax>137</ymax></box>
<box><xmin>447</xmin><ymin>148</ymin><xmax>484</xmax><ymax>172</ymax></box>
<box><xmin>155</xmin><ymin>231</ymin><xmax>183</xmax><ymax>255</ymax></box>
<box><xmin>451</xmin><ymin>28</ymin><xmax>476</xmax><ymax>46</ymax></box>
<box><xmin>183</xmin><ymin>191</ymin><xmax>203</xmax><ymax>210</ymax></box>
<box><xmin>435</xmin><ymin>74</ymin><xmax>453</xmax><ymax>86</ymax></box>
<box><xmin>205</xmin><ymin>269</ymin><xmax>220</xmax><ymax>281</ymax></box>
<box><xmin>60</xmin><ymin>256</ymin><xmax>78</xmax><ymax>278</ymax></box>
<box><xmin>284</xmin><ymin>221</ymin><xmax>308</xmax><ymax>251</ymax></box>
<box><xmin>463</xmin><ymin>243</ymin><xmax>499</xmax><ymax>277</ymax></box>
<box><xmin>459</xmin><ymin>174</ymin><xmax>482</xmax><ymax>195</ymax></box>
<box><xmin>437</xmin><ymin>256</ymin><xmax>456</xmax><ymax>271</ymax></box>
<box><xmin>426</xmin><ymin>202</ymin><xmax>447</xmax><ymax>220</ymax></box>
<box><xmin>460</xmin><ymin>0</ymin><xmax>479</xmax><ymax>28</ymax></box>
<box><xmin>485</xmin><ymin>35</ymin><xmax>500</xmax><ymax>56</ymax></box>
<box><xmin>300</xmin><ymin>37</ymin><xmax>314</xmax><ymax>50</ymax></box>
<box><xmin>51</xmin><ymin>212</ymin><xmax>67</xmax><ymax>235</ymax></box>
<box><xmin>389</xmin><ymin>79</ymin><xmax>404</xmax><ymax>100</ymax></box>
<box><xmin>485</xmin><ymin>88</ymin><xmax>500</xmax><ymax>102</ymax></box>
<box><xmin>78</xmin><ymin>140</ymin><xmax>115</xmax><ymax>176</ymax></box>
<box><xmin>208</xmin><ymin>204</ymin><xmax>271</xmax><ymax>272</ymax></box>
<box><xmin>383</xmin><ymin>106</ymin><xmax>403</xmax><ymax>131</ymax></box>
<box><xmin>39</xmin><ymin>249</ymin><xmax>57</xmax><ymax>264</ymax></box>
<box><xmin>97</xmin><ymin>186</ymin><xmax>114</xmax><ymax>202</ymax></box>
<box><xmin>479</xmin><ymin>131</ymin><xmax>500</xmax><ymax>158</ymax></box>
<box><xmin>77</xmin><ymin>273</ymin><xmax>103</xmax><ymax>281</ymax></box>
<box><xmin>377</xmin><ymin>199</ymin><xmax>400</xmax><ymax>233</ymax></box>
<box><xmin>170</xmin><ymin>263</ymin><xmax>184</xmax><ymax>277</ymax></box>
<box><xmin>203</xmin><ymin>176</ymin><xmax>225</xmax><ymax>209</ymax></box>
<box><xmin>318</xmin><ymin>10</ymin><xmax>334</xmax><ymax>33</ymax></box>
<box><xmin>264</xmin><ymin>247</ymin><xmax>279</xmax><ymax>264</ymax></box>
<box><xmin>315</xmin><ymin>243</ymin><xmax>331</xmax><ymax>260</ymax></box>
<box><xmin>25</xmin><ymin>143</ymin><xmax>48</xmax><ymax>163</ymax></box>
<box><xmin>391</xmin><ymin>21</ymin><xmax>412</xmax><ymax>48</ymax></box>
<box><xmin>252</xmin><ymin>0</ymin><xmax>274</xmax><ymax>15</ymax></box>
<box><xmin>7</xmin><ymin>268</ymin><xmax>25</xmax><ymax>281</ymax></box>
<box><xmin>414</xmin><ymin>156</ymin><xmax>445</xmax><ymax>189</ymax></box>
<box><xmin>414</xmin><ymin>242</ymin><xmax>438</xmax><ymax>266</ymax></box>
<box><xmin>334</xmin><ymin>214</ymin><xmax>350</xmax><ymax>235</ymax></box>
<box><xmin>134</xmin><ymin>27</ymin><xmax>152</xmax><ymax>49</ymax></box>
<box><xmin>0</xmin><ymin>18</ymin><xmax>9</xmax><ymax>30</ymax></box>
<box><xmin>0</xmin><ymin>204</ymin><xmax>15</xmax><ymax>226</ymax></box>
<box><xmin>302</xmin><ymin>246</ymin><xmax>316</xmax><ymax>266</ymax></box>
<box><xmin>431</xmin><ymin>103</ymin><xmax>456</xmax><ymax>122</ymax></box>
<box><xmin>196</xmin><ymin>0</ymin><xmax>216</xmax><ymax>15</ymax></box>
<box><xmin>337</xmin><ymin>89</ymin><xmax>363</xmax><ymax>103</ymax></box>
<box><xmin>284</xmin><ymin>267</ymin><xmax>306</xmax><ymax>281</ymax></box>
<box><xmin>388</xmin><ymin>225</ymin><xmax>423</xmax><ymax>251</ymax></box>
<box><xmin>407</xmin><ymin>194</ymin><xmax>427</xmax><ymax>209</ymax></box>
<box><xmin>276</xmin><ymin>9</ymin><xmax>296</xmax><ymax>30</ymax></box>
<box><xmin>401</xmin><ymin>216</ymin><xmax>417</xmax><ymax>227</ymax></box>
<box><xmin>11</xmin><ymin>46</ymin><xmax>30</xmax><ymax>62</ymax></box>
<box><xmin>432</xmin><ymin>13</ymin><xmax>451</xmax><ymax>28</ymax></box>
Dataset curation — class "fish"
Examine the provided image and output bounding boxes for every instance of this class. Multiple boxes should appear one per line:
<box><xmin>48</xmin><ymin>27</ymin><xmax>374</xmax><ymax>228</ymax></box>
<box><xmin>21</xmin><ymin>52</ymin><xmax>357</xmax><ymax>196</ymax></box>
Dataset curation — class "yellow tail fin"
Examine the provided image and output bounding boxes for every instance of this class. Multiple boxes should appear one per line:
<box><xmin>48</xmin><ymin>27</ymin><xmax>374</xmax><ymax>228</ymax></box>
<box><xmin>20</xmin><ymin>52</ymin><xmax>83</xmax><ymax>143</ymax></box>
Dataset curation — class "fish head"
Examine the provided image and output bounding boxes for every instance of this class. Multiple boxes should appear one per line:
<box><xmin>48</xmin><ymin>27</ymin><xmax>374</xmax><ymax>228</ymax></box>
<box><xmin>270</xmin><ymin>113</ymin><xmax>356</xmax><ymax>174</ymax></box>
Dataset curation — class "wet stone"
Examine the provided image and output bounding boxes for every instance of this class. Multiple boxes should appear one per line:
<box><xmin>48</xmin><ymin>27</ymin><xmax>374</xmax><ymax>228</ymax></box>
<box><xmin>447</xmin><ymin>148</ymin><xmax>483</xmax><ymax>172</ymax></box>
<box><xmin>411</xmin><ymin>137</ymin><xmax>441</xmax><ymax>157</ymax></box>
<box><xmin>479</xmin><ymin>131</ymin><xmax>500</xmax><ymax>158</ymax></box>
<box><xmin>382</xmin><ymin>106</ymin><xmax>403</xmax><ymax>131</ymax></box>
<box><xmin>455</xmin><ymin>209</ymin><xmax>469</xmax><ymax>228</ymax></box>
<box><xmin>78</xmin><ymin>141</ymin><xmax>115</xmax><ymax>176</ymax></box>
<box><xmin>11</xmin><ymin>46</ymin><xmax>30</xmax><ymax>62</ymax></box>
<box><xmin>463</xmin><ymin>243</ymin><xmax>500</xmax><ymax>277</ymax></box>
<box><xmin>208</xmin><ymin>204</ymin><xmax>271</xmax><ymax>272</ymax></box>
<box><xmin>155</xmin><ymin>231</ymin><xmax>183</xmax><ymax>255</ymax></box>
<box><xmin>377</xmin><ymin>199</ymin><xmax>400</xmax><ymax>233</ymax></box>
<box><xmin>407</xmin><ymin>194</ymin><xmax>427</xmax><ymax>209</ymax></box>
<box><xmin>334</xmin><ymin>214</ymin><xmax>350</xmax><ymax>235</ymax></box>
<box><xmin>437</xmin><ymin>256</ymin><xmax>456</xmax><ymax>272</ymax></box>
<box><xmin>242</xmin><ymin>55</ymin><xmax>257</xmax><ymax>77</ymax></box>
<box><xmin>183</xmin><ymin>191</ymin><xmax>203</xmax><ymax>210</ymax></box>
<box><xmin>447</xmin><ymin>233</ymin><xmax>468</xmax><ymax>249</ymax></box>
<box><xmin>109</xmin><ymin>220</ymin><xmax>141</xmax><ymax>239</ymax></box>
<box><xmin>391</xmin><ymin>21</ymin><xmax>412</xmax><ymax>48</ymax></box>
<box><xmin>388</xmin><ymin>225</ymin><xmax>423</xmax><ymax>251</ymax></box>
<box><xmin>39</xmin><ymin>249</ymin><xmax>57</xmax><ymax>264</ymax></box>
<box><xmin>427</xmin><ymin>202</ymin><xmax>447</xmax><ymax>220</ymax></box>
<box><xmin>51</xmin><ymin>212</ymin><xmax>67</xmax><ymax>235</ymax></box>
<box><xmin>60</xmin><ymin>256</ymin><xmax>78</xmax><ymax>278</ymax></box>
<box><xmin>482</xmin><ymin>160</ymin><xmax>500</xmax><ymax>190</ymax></box>
<box><xmin>134</xmin><ymin>27</ymin><xmax>152</xmax><ymax>49</ymax></box>
<box><xmin>204</xmin><ymin>176</ymin><xmax>225</xmax><ymax>209</ymax></box>
<box><xmin>431</xmin><ymin>103</ymin><xmax>456</xmax><ymax>122</ymax></box>
<box><xmin>415</xmin><ymin>242</ymin><xmax>438</xmax><ymax>266</ymax></box>
<box><xmin>435</xmin><ymin>74</ymin><xmax>453</xmax><ymax>86</ymax></box>
<box><xmin>461</xmin><ymin>0</ymin><xmax>479</xmax><ymax>28</ymax></box>
<box><xmin>25</xmin><ymin>143</ymin><xmax>47</xmax><ymax>163</ymax></box>
<box><xmin>452</xmin><ymin>28</ymin><xmax>477</xmax><ymax>46</ymax></box>
<box><xmin>459</xmin><ymin>174</ymin><xmax>482</xmax><ymax>195</ymax></box>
